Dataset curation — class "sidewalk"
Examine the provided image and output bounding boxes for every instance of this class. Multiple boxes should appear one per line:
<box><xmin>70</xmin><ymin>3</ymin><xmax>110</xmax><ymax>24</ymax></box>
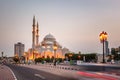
<box><xmin>0</xmin><ymin>64</ymin><xmax>15</xmax><ymax>80</ymax></box>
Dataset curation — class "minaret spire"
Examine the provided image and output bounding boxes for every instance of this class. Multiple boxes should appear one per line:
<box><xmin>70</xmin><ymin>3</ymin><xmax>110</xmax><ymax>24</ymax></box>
<box><xmin>36</xmin><ymin>21</ymin><xmax>39</xmax><ymax>46</ymax></box>
<box><xmin>33</xmin><ymin>15</ymin><xmax>35</xmax><ymax>26</ymax></box>
<box><xmin>32</xmin><ymin>16</ymin><xmax>36</xmax><ymax>49</ymax></box>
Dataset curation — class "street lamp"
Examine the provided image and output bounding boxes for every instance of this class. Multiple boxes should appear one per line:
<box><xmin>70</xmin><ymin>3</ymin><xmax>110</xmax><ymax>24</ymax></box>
<box><xmin>99</xmin><ymin>31</ymin><xmax>108</xmax><ymax>63</ymax></box>
<box><xmin>78</xmin><ymin>55</ymin><xmax>80</xmax><ymax>60</ymax></box>
<box><xmin>69</xmin><ymin>54</ymin><xmax>72</xmax><ymax>60</ymax></box>
<box><xmin>33</xmin><ymin>50</ymin><xmax>37</xmax><ymax>61</ymax></box>
<box><xmin>53</xmin><ymin>41</ymin><xmax>58</xmax><ymax>66</ymax></box>
<box><xmin>33</xmin><ymin>50</ymin><xmax>35</xmax><ymax>60</ymax></box>
<box><xmin>24</xmin><ymin>52</ymin><xmax>28</xmax><ymax>64</ymax></box>
<box><xmin>42</xmin><ymin>42</ymin><xmax>46</xmax><ymax>58</ymax></box>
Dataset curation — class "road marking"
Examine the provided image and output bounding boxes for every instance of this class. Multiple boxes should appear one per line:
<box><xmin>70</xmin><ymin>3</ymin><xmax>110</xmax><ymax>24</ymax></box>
<box><xmin>34</xmin><ymin>74</ymin><xmax>46</xmax><ymax>79</ymax></box>
<box><xmin>6</xmin><ymin>65</ymin><xmax>17</xmax><ymax>80</ymax></box>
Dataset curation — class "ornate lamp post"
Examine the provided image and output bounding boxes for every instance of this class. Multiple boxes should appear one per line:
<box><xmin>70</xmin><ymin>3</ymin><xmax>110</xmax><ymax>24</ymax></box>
<box><xmin>24</xmin><ymin>52</ymin><xmax>28</xmax><ymax>64</ymax></box>
<box><xmin>33</xmin><ymin>50</ymin><xmax>37</xmax><ymax>61</ymax></box>
<box><xmin>42</xmin><ymin>42</ymin><xmax>46</xmax><ymax>58</ymax></box>
<box><xmin>78</xmin><ymin>55</ymin><xmax>80</xmax><ymax>60</ymax></box>
<box><xmin>99</xmin><ymin>31</ymin><xmax>108</xmax><ymax>63</ymax></box>
<box><xmin>33</xmin><ymin>50</ymin><xmax>35</xmax><ymax>61</ymax></box>
<box><xmin>53</xmin><ymin>41</ymin><xmax>58</xmax><ymax>66</ymax></box>
<box><xmin>69</xmin><ymin>54</ymin><xmax>73</xmax><ymax>60</ymax></box>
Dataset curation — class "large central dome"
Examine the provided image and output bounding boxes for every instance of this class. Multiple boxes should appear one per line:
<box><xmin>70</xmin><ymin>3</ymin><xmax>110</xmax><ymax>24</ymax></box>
<box><xmin>44</xmin><ymin>33</ymin><xmax>56</xmax><ymax>41</ymax></box>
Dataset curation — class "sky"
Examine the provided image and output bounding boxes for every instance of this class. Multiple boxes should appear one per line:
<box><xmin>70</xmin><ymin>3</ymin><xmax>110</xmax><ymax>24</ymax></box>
<box><xmin>0</xmin><ymin>0</ymin><xmax>120</xmax><ymax>57</ymax></box>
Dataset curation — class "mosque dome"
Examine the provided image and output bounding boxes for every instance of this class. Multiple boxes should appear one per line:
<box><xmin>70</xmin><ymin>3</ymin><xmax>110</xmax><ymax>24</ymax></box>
<box><xmin>44</xmin><ymin>34</ymin><xmax>56</xmax><ymax>41</ymax></box>
<box><xmin>41</xmin><ymin>34</ymin><xmax>63</xmax><ymax>48</ymax></box>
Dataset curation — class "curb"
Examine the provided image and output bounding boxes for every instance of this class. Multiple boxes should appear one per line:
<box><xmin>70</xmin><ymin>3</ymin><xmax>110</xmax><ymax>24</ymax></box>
<box><xmin>6</xmin><ymin>66</ymin><xmax>17</xmax><ymax>80</ymax></box>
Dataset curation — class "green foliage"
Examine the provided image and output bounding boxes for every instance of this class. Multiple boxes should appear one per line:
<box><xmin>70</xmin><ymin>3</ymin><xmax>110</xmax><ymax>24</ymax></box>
<box><xmin>65</xmin><ymin>53</ymin><xmax>74</xmax><ymax>61</ymax></box>
<box><xmin>13</xmin><ymin>57</ymin><xmax>19</xmax><ymax>63</ymax></box>
<box><xmin>111</xmin><ymin>48</ymin><xmax>117</xmax><ymax>55</ymax></box>
<box><xmin>111</xmin><ymin>48</ymin><xmax>120</xmax><ymax>60</ymax></box>
<box><xmin>83</xmin><ymin>53</ymin><xmax>97</xmax><ymax>62</ymax></box>
<box><xmin>57</xmin><ymin>58</ymin><xmax>63</xmax><ymax>62</ymax></box>
<box><xmin>35</xmin><ymin>57</ymin><xmax>63</xmax><ymax>63</ymax></box>
<box><xmin>107</xmin><ymin>55</ymin><xmax>112</xmax><ymax>62</ymax></box>
<box><xmin>65</xmin><ymin>53</ymin><xmax>97</xmax><ymax>62</ymax></box>
<box><xmin>45</xmin><ymin>57</ymin><xmax>51</xmax><ymax>62</ymax></box>
<box><xmin>35</xmin><ymin>57</ymin><xmax>43</xmax><ymax>63</ymax></box>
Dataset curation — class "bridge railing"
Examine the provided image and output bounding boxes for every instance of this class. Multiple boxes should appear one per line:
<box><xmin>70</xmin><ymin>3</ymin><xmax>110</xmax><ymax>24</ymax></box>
<box><xmin>34</xmin><ymin>63</ymin><xmax>120</xmax><ymax>72</ymax></box>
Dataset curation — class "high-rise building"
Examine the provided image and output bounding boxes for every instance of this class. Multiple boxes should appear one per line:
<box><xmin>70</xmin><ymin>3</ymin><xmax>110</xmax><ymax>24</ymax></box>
<box><xmin>104</xmin><ymin>40</ymin><xmax>109</xmax><ymax>56</ymax></box>
<box><xmin>14</xmin><ymin>42</ymin><xmax>25</xmax><ymax>57</ymax></box>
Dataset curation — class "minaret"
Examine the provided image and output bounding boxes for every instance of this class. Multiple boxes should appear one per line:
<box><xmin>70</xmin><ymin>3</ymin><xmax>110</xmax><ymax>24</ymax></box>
<box><xmin>32</xmin><ymin>16</ymin><xmax>36</xmax><ymax>49</ymax></box>
<box><xmin>36</xmin><ymin>22</ymin><xmax>39</xmax><ymax>46</ymax></box>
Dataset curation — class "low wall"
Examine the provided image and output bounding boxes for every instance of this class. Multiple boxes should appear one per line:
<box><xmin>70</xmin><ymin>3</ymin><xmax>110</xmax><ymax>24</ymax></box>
<box><xmin>37</xmin><ymin>63</ymin><xmax>120</xmax><ymax>72</ymax></box>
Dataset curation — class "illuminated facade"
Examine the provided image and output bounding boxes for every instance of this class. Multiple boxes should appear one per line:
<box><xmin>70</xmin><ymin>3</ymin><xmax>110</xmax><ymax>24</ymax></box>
<box><xmin>27</xmin><ymin>16</ymin><xmax>70</xmax><ymax>60</ymax></box>
<box><xmin>37</xmin><ymin>34</ymin><xmax>65</xmax><ymax>58</ymax></box>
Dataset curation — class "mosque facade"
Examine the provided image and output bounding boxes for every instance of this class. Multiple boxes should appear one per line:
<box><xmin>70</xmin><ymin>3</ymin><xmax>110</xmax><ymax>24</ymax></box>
<box><xmin>26</xmin><ymin>16</ymin><xmax>70</xmax><ymax>60</ymax></box>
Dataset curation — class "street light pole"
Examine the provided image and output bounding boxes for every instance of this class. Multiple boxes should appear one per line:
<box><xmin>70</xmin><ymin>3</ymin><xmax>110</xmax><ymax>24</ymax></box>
<box><xmin>103</xmin><ymin>39</ymin><xmax>105</xmax><ymax>63</ymax></box>
<box><xmin>69</xmin><ymin>54</ymin><xmax>72</xmax><ymax>61</ymax></box>
<box><xmin>33</xmin><ymin>50</ymin><xmax>34</xmax><ymax>60</ymax></box>
<box><xmin>54</xmin><ymin>50</ymin><xmax>56</xmax><ymax>66</ymax></box>
<box><xmin>24</xmin><ymin>52</ymin><xmax>28</xmax><ymax>64</ymax></box>
<box><xmin>33</xmin><ymin>50</ymin><xmax>36</xmax><ymax>61</ymax></box>
<box><xmin>42</xmin><ymin>42</ymin><xmax>46</xmax><ymax>58</ymax></box>
<box><xmin>99</xmin><ymin>31</ymin><xmax>108</xmax><ymax>63</ymax></box>
<box><xmin>53</xmin><ymin>41</ymin><xmax>58</xmax><ymax>66</ymax></box>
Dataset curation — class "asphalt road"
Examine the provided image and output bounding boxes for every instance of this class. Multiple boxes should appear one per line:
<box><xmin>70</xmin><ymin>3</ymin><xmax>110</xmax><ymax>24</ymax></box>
<box><xmin>6</xmin><ymin>64</ymin><xmax>78</xmax><ymax>80</ymax></box>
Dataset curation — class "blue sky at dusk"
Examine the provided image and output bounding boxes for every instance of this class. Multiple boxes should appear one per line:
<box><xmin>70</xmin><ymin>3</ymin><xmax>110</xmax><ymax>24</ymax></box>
<box><xmin>0</xmin><ymin>0</ymin><xmax>120</xmax><ymax>56</ymax></box>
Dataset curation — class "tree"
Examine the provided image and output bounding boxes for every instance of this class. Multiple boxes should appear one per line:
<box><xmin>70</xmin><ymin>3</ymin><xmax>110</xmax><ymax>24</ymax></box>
<box><xmin>111</xmin><ymin>48</ymin><xmax>117</xmax><ymax>55</ymax></box>
<box><xmin>35</xmin><ymin>57</ymin><xmax>44</xmax><ymax>63</ymax></box>
<box><xmin>107</xmin><ymin>55</ymin><xmax>112</xmax><ymax>62</ymax></box>
<box><xmin>45</xmin><ymin>56</ymin><xmax>51</xmax><ymax>62</ymax></box>
<box><xmin>65</xmin><ymin>53</ymin><xmax>74</xmax><ymax>60</ymax></box>
<box><xmin>13</xmin><ymin>57</ymin><xmax>19</xmax><ymax>63</ymax></box>
<box><xmin>57</xmin><ymin>58</ymin><xmax>63</xmax><ymax>63</ymax></box>
<box><xmin>111</xmin><ymin>48</ymin><xmax>120</xmax><ymax>60</ymax></box>
<box><xmin>81</xmin><ymin>53</ymin><xmax>97</xmax><ymax>62</ymax></box>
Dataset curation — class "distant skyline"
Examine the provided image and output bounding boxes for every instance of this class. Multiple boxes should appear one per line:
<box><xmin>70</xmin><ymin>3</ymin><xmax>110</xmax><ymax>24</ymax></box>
<box><xmin>0</xmin><ymin>0</ymin><xmax>120</xmax><ymax>56</ymax></box>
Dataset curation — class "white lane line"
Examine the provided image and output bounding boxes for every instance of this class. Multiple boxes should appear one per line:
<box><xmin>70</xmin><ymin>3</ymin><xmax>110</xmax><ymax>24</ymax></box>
<box><xmin>34</xmin><ymin>74</ymin><xmax>46</xmax><ymax>79</ymax></box>
<box><xmin>6</xmin><ymin>65</ymin><xmax>17</xmax><ymax>80</ymax></box>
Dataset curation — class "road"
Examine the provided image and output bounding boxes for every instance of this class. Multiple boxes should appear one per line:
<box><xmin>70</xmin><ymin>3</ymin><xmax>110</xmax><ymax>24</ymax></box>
<box><xmin>6</xmin><ymin>64</ymin><xmax>78</xmax><ymax>80</ymax></box>
<box><xmin>5</xmin><ymin>63</ymin><xmax>120</xmax><ymax>80</ymax></box>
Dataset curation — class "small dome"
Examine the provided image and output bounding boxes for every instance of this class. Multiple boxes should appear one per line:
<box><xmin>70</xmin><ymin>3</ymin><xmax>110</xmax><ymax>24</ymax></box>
<box><xmin>44</xmin><ymin>33</ymin><xmax>56</xmax><ymax>41</ymax></box>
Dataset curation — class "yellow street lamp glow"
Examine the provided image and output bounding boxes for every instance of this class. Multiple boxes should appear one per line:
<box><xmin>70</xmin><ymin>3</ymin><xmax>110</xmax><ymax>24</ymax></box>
<box><xmin>53</xmin><ymin>41</ymin><xmax>58</xmax><ymax>51</ymax></box>
<box><xmin>99</xmin><ymin>31</ymin><xmax>108</xmax><ymax>63</ymax></box>
<box><xmin>69</xmin><ymin>54</ymin><xmax>72</xmax><ymax>57</ymax></box>
<box><xmin>53</xmin><ymin>46</ymin><xmax>58</xmax><ymax>50</ymax></box>
<box><xmin>99</xmin><ymin>31</ymin><xmax>108</xmax><ymax>43</ymax></box>
<box><xmin>53</xmin><ymin>41</ymin><xmax>58</xmax><ymax>66</ymax></box>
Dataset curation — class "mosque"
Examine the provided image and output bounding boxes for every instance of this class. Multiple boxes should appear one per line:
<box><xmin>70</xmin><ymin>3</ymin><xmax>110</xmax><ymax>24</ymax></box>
<box><xmin>26</xmin><ymin>16</ymin><xmax>70</xmax><ymax>60</ymax></box>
